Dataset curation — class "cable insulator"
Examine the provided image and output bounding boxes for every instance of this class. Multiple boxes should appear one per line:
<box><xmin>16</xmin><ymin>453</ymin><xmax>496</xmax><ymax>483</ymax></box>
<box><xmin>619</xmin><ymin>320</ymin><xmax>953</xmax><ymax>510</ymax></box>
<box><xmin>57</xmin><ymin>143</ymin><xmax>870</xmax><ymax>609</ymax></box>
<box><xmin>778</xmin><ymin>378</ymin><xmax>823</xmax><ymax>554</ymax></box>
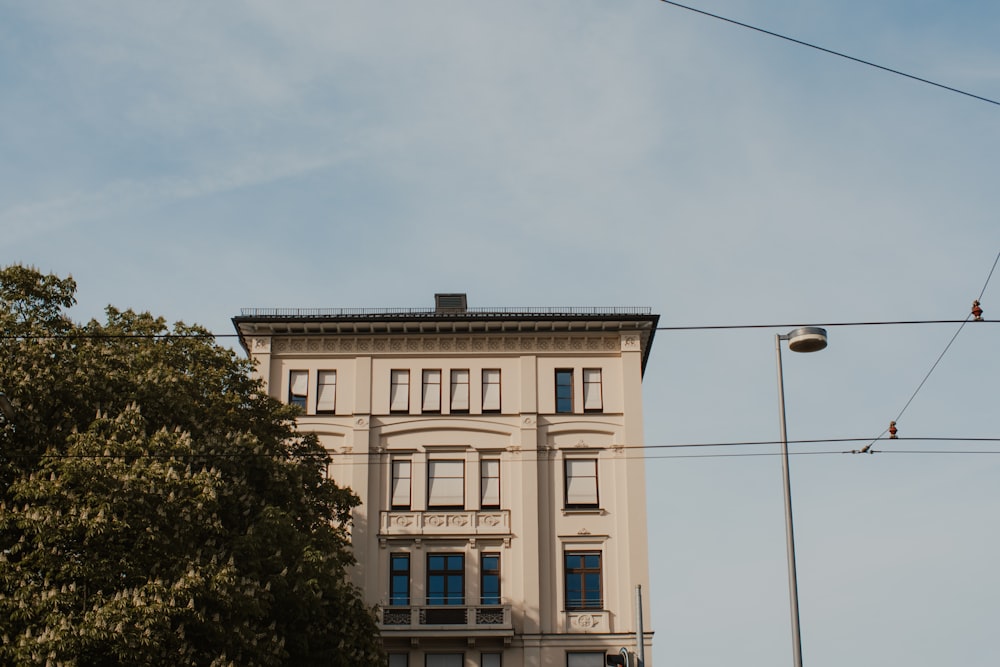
<box><xmin>889</xmin><ymin>421</ymin><xmax>898</xmax><ymax>439</ymax></box>
<box><xmin>972</xmin><ymin>300</ymin><xmax>984</xmax><ymax>321</ymax></box>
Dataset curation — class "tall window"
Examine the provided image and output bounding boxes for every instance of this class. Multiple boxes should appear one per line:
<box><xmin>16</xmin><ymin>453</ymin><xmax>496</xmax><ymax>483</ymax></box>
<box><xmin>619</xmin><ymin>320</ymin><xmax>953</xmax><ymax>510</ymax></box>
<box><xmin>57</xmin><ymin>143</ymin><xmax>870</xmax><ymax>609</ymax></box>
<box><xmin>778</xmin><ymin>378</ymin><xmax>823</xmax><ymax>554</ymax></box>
<box><xmin>480</xmin><ymin>459</ymin><xmax>500</xmax><ymax>509</ymax></box>
<box><xmin>427</xmin><ymin>554</ymin><xmax>464</xmax><ymax>605</ymax></box>
<box><xmin>450</xmin><ymin>370</ymin><xmax>470</xmax><ymax>412</ymax></box>
<box><xmin>390</xmin><ymin>370</ymin><xmax>410</xmax><ymax>412</ymax></box>
<box><xmin>288</xmin><ymin>370</ymin><xmax>308</xmax><ymax>410</ymax></box>
<box><xmin>317</xmin><ymin>370</ymin><xmax>337</xmax><ymax>413</ymax></box>
<box><xmin>427</xmin><ymin>460</ymin><xmax>465</xmax><ymax>508</ymax></box>
<box><xmin>482</xmin><ymin>654</ymin><xmax>501</xmax><ymax>667</ymax></box>
<box><xmin>422</xmin><ymin>370</ymin><xmax>441</xmax><ymax>412</ymax></box>
<box><xmin>482</xmin><ymin>369</ymin><xmax>501</xmax><ymax>412</ymax></box>
<box><xmin>555</xmin><ymin>369</ymin><xmax>573</xmax><ymax>413</ymax></box>
<box><xmin>390</xmin><ymin>553</ymin><xmax>410</xmax><ymax>605</ymax></box>
<box><xmin>388</xmin><ymin>655</ymin><xmax>409</xmax><ymax>667</ymax></box>
<box><xmin>391</xmin><ymin>460</ymin><xmax>412</xmax><ymax>509</ymax></box>
<box><xmin>481</xmin><ymin>553</ymin><xmax>500</xmax><ymax>605</ymax></box>
<box><xmin>582</xmin><ymin>368</ymin><xmax>602</xmax><ymax>412</ymax></box>
<box><xmin>564</xmin><ymin>552</ymin><xmax>602</xmax><ymax>610</ymax></box>
<box><xmin>564</xmin><ymin>459</ymin><xmax>599</xmax><ymax>508</ymax></box>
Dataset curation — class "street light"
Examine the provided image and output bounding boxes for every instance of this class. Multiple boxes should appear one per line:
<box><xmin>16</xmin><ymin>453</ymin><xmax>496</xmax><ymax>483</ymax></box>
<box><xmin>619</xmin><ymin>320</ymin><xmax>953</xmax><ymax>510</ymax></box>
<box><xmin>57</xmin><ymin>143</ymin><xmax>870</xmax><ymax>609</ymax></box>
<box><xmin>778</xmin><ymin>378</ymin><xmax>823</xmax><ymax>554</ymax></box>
<box><xmin>775</xmin><ymin>326</ymin><xmax>828</xmax><ymax>667</ymax></box>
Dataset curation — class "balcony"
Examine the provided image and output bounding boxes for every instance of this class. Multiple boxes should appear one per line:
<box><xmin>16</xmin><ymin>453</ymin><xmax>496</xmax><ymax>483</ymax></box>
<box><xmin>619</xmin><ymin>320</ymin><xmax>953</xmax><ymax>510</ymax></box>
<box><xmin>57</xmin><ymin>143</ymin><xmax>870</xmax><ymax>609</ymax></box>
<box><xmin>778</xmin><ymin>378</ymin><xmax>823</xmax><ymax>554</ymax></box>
<box><xmin>380</xmin><ymin>509</ymin><xmax>511</xmax><ymax>537</ymax></box>
<box><xmin>379</xmin><ymin>600</ymin><xmax>513</xmax><ymax>637</ymax></box>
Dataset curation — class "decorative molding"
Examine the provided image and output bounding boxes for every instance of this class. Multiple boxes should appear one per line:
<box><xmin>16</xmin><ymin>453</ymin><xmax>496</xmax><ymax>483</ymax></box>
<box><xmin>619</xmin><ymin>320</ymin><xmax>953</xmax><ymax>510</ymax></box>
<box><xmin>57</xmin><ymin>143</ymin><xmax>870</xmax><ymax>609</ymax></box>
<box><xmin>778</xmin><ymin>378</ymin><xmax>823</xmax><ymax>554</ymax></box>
<box><xmin>250</xmin><ymin>337</ymin><xmax>272</xmax><ymax>353</ymax></box>
<box><xmin>568</xmin><ymin>611</ymin><xmax>607</xmax><ymax>632</ymax></box>
<box><xmin>270</xmin><ymin>335</ymin><xmax>621</xmax><ymax>356</ymax></box>
<box><xmin>621</xmin><ymin>334</ymin><xmax>641</xmax><ymax>351</ymax></box>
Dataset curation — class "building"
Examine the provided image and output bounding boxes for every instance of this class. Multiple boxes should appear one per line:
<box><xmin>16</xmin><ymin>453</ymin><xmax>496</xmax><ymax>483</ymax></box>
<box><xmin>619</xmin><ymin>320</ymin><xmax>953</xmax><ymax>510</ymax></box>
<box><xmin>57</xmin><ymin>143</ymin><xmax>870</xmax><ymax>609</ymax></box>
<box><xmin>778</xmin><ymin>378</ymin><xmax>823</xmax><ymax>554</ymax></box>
<box><xmin>233</xmin><ymin>294</ymin><xmax>659</xmax><ymax>667</ymax></box>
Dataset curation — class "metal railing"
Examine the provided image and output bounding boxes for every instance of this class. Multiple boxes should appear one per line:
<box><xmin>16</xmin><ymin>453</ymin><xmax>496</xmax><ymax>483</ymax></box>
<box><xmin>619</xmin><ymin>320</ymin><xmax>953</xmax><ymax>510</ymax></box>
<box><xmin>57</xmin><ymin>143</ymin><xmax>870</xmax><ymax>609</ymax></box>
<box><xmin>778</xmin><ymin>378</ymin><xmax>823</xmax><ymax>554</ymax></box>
<box><xmin>239</xmin><ymin>306</ymin><xmax>652</xmax><ymax>318</ymax></box>
<box><xmin>380</xmin><ymin>601</ymin><xmax>512</xmax><ymax>629</ymax></box>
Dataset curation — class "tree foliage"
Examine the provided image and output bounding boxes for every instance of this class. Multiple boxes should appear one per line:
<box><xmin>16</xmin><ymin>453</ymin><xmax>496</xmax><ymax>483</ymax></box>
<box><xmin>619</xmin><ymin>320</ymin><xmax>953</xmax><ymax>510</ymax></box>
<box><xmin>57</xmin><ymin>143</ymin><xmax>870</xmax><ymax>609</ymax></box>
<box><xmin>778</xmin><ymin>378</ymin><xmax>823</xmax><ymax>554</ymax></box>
<box><xmin>0</xmin><ymin>266</ymin><xmax>384</xmax><ymax>666</ymax></box>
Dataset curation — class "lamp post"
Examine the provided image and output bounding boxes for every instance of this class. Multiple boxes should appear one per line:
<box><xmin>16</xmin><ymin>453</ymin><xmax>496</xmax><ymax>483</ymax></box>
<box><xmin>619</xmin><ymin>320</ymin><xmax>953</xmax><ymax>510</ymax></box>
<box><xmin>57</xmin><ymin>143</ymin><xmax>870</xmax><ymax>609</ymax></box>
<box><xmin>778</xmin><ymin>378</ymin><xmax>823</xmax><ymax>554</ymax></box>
<box><xmin>775</xmin><ymin>326</ymin><xmax>828</xmax><ymax>667</ymax></box>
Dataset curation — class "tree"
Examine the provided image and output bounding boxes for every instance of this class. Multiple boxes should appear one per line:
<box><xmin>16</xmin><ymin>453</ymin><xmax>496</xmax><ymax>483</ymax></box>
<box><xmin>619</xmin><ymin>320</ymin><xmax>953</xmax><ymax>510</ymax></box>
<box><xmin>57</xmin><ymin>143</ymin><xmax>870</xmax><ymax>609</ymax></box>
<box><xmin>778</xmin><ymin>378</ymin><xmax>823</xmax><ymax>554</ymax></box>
<box><xmin>0</xmin><ymin>266</ymin><xmax>385</xmax><ymax>667</ymax></box>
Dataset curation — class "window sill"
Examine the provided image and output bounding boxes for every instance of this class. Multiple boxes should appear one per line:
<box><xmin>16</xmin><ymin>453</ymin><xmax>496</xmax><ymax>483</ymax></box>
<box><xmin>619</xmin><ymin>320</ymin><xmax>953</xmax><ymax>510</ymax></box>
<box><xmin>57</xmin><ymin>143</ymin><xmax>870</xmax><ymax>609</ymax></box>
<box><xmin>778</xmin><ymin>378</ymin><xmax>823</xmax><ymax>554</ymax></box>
<box><xmin>562</xmin><ymin>507</ymin><xmax>606</xmax><ymax>516</ymax></box>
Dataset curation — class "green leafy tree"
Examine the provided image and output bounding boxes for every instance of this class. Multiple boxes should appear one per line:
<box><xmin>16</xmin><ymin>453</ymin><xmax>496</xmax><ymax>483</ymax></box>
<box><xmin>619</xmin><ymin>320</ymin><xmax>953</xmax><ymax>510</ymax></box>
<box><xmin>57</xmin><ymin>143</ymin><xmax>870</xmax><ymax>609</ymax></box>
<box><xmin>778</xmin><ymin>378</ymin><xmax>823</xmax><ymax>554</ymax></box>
<box><xmin>0</xmin><ymin>266</ymin><xmax>384</xmax><ymax>666</ymax></box>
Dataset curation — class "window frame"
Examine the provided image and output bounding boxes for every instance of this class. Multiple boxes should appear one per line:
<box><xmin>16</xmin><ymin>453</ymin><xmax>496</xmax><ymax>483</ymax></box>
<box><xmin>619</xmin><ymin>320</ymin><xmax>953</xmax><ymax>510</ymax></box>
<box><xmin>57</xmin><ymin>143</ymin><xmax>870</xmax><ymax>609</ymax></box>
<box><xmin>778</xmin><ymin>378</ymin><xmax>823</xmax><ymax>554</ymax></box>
<box><xmin>316</xmin><ymin>369</ymin><xmax>337</xmax><ymax>413</ymax></box>
<box><xmin>422</xmin><ymin>369</ymin><xmax>442</xmax><ymax>413</ymax></box>
<box><xmin>564</xmin><ymin>458</ymin><xmax>599</xmax><ymax>509</ymax></box>
<box><xmin>481</xmin><ymin>369</ymin><xmax>501</xmax><ymax>413</ymax></box>
<box><xmin>564</xmin><ymin>551</ymin><xmax>603</xmax><ymax>611</ymax></box>
<box><xmin>427</xmin><ymin>459</ymin><xmax>465</xmax><ymax>509</ymax></box>
<box><xmin>450</xmin><ymin>369</ymin><xmax>470</xmax><ymax>413</ymax></box>
<box><xmin>480</xmin><ymin>458</ymin><xmax>500</xmax><ymax>509</ymax></box>
<box><xmin>288</xmin><ymin>370</ymin><xmax>309</xmax><ymax>410</ymax></box>
<box><xmin>391</xmin><ymin>459</ymin><xmax>412</xmax><ymax>510</ymax></box>
<box><xmin>427</xmin><ymin>553</ymin><xmax>465</xmax><ymax>606</ymax></box>
<box><xmin>566</xmin><ymin>652</ymin><xmax>606</xmax><ymax>667</ymax></box>
<box><xmin>582</xmin><ymin>368</ymin><xmax>603</xmax><ymax>413</ymax></box>
<box><xmin>555</xmin><ymin>369</ymin><xmax>574</xmax><ymax>413</ymax></box>
<box><xmin>389</xmin><ymin>553</ymin><xmax>411</xmax><ymax>606</ymax></box>
<box><xmin>390</xmin><ymin>369</ymin><xmax>410</xmax><ymax>413</ymax></box>
<box><xmin>481</xmin><ymin>553</ymin><xmax>501</xmax><ymax>605</ymax></box>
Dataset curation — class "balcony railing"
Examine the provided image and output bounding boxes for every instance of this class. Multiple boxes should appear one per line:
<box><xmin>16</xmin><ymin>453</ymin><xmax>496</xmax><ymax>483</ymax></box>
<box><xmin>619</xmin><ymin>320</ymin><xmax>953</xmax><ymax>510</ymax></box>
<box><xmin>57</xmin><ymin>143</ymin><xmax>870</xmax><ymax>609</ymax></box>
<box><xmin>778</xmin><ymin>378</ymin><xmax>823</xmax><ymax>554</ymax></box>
<box><xmin>379</xmin><ymin>601</ymin><xmax>512</xmax><ymax>633</ymax></box>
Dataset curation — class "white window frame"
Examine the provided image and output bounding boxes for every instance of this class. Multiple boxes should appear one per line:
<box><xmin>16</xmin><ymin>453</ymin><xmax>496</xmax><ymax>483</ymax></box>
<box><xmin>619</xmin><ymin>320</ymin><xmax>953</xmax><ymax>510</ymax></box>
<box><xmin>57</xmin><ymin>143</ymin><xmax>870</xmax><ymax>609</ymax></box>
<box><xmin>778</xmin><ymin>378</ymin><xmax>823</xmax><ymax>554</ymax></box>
<box><xmin>480</xmin><ymin>459</ymin><xmax>500</xmax><ymax>509</ymax></box>
<box><xmin>391</xmin><ymin>460</ymin><xmax>412</xmax><ymax>509</ymax></box>
<box><xmin>289</xmin><ymin>370</ymin><xmax>309</xmax><ymax>410</ymax></box>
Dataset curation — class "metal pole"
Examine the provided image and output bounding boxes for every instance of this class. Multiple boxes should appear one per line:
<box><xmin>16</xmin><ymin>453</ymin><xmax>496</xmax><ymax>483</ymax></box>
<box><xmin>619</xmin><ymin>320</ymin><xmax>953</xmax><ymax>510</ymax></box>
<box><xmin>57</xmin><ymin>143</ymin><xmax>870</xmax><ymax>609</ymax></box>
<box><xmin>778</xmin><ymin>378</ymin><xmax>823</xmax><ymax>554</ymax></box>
<box><xmin>635</xmin><ymin>584</ymin><xmax>645</xmax><ymax>667</ymax></box>
<box><xmin>776</xmin><ymin>334</ymin><xmax>804</xmax><ymax>667</ymax></box>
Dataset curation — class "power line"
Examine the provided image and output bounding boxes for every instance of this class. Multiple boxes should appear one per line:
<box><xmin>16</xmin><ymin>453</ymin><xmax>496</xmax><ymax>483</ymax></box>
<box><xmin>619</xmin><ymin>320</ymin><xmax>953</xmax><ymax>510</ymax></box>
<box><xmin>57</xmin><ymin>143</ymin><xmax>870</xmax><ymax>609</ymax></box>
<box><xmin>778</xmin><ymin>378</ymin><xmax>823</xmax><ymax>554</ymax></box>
<box><xmin>656</xmin><ymin>0</ymin><xmax>1000</xmax><ymax>107</ymax></box>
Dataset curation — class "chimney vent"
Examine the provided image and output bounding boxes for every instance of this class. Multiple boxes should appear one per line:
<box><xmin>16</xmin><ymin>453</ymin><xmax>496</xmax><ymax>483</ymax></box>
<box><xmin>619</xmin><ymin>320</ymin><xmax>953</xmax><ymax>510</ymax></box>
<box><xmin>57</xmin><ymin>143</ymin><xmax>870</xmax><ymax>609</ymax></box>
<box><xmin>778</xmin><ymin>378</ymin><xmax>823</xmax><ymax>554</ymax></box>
<box><xmin>435</xmin><ymin>293</ymin><xmax>468</xmax><ymax>313</ymax></box>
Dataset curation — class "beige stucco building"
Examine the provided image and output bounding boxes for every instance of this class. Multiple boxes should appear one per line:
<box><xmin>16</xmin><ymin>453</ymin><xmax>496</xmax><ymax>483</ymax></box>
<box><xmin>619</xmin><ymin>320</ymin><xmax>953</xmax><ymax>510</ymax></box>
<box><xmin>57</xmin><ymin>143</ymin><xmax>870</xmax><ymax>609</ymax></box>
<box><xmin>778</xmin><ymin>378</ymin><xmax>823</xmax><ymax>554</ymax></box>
<box><xmin>234</xmin><ymin>295</ymin><xmax>658</xmax><ymax>667</ymax></box>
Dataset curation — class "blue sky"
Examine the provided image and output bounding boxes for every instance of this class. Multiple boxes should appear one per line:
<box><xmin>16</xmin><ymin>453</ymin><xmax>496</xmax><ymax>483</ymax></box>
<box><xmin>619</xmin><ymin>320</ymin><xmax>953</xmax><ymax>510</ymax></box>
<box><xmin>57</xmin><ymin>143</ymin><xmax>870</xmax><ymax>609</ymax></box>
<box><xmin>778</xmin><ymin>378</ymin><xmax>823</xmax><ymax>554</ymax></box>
<box><xmin>3</xmin><ymin>2</ymin><xmax>999</xmax><ymax>665</ymax></box>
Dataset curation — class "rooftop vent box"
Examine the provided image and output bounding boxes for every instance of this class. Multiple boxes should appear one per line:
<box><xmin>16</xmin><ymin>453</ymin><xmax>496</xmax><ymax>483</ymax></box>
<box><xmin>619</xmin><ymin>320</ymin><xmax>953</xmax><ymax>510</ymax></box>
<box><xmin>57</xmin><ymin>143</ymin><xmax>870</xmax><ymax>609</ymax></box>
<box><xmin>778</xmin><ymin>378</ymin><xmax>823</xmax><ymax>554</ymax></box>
<box><xmin>435</xmin><ymin>293</ymin><xmax>468</xmax><ymax>313</ymax></box>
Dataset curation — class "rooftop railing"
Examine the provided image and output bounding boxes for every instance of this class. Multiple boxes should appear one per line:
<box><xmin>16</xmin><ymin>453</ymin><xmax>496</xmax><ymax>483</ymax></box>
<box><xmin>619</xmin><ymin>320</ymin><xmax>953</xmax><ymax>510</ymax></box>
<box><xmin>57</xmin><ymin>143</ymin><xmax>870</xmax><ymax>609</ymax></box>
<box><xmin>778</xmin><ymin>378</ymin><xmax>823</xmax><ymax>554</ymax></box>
<box><xmin>239</xmin><ymin>306</ymin><xmax>652</xmax><ymax>318</ymax></box>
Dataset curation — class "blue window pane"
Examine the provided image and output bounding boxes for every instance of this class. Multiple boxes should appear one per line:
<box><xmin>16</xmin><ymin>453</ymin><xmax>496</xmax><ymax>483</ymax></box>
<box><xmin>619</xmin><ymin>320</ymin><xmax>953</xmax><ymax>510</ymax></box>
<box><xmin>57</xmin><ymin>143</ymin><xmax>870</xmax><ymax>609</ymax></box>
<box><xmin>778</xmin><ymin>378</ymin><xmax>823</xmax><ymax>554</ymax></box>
<box><xmin>446</xmin><ymin>555</ymin><xmax>463</xmax><ymax>570</ymax></box>
<box><xmin>583</xmin><ymin>555</ymin><xmax>600</xmax><ymax>568</ymax></box>
<box><xmin>429</xmin><ymin>555</ymin><xmax>445</xmax><ymax>570</ymax></box>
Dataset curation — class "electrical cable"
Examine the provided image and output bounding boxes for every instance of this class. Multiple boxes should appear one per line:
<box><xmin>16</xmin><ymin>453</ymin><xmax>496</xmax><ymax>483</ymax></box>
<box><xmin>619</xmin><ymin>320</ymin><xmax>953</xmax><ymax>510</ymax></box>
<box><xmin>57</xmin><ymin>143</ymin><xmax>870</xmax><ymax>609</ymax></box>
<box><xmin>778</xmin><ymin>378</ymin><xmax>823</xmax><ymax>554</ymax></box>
<box><xmin>656</xmin><ymin>0</ymin><xmax>1000</xmax><ymax>107</ymax></box>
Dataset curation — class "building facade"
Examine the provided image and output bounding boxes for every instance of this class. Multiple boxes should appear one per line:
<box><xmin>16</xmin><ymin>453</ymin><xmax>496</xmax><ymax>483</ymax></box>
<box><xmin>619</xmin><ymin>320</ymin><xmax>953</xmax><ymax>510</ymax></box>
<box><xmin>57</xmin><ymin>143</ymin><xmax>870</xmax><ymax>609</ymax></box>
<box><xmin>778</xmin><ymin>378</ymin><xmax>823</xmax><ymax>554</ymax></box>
<box><xmin>233</xmin><ymin>295</ymin><xmax>658</xmax><ymax>667</ymax></box>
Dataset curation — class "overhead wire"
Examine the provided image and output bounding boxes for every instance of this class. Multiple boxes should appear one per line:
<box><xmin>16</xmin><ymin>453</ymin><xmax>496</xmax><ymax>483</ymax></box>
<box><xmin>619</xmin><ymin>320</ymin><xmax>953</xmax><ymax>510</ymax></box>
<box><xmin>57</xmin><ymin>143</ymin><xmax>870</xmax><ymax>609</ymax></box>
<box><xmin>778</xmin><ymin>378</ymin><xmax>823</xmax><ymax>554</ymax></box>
<box><xmin>656</xmin><ymin>0</ymin><xmax>1000</xmax><ymax>107</ymax></box>
<box><xmin>852</xmin><ymin>249</ymin><xmax>1000</xmax><ymax>454</ymax></box>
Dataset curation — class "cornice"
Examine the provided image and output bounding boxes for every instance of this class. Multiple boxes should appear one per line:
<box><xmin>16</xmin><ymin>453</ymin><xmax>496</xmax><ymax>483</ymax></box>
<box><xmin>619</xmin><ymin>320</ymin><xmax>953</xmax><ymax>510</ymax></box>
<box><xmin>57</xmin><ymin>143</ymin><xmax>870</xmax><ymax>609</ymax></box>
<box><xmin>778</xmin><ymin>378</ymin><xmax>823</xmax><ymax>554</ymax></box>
<box><xmin>267</xmin><ymin>334</ymin><xmax>623</xmax><ymax>356</ymax></box>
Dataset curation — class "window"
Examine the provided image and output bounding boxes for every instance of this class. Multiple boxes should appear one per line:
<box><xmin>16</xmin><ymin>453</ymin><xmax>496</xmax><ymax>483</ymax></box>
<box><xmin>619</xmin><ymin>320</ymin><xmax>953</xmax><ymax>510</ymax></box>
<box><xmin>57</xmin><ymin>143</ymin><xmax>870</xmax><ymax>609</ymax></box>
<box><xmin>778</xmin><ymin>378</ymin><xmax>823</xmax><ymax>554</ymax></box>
<box><xmin>450</xmin><ymin>369</ymin><xmax>470</xmax><ymax>412</ymax></box>
<box><xmin>481</xmin><ymin>553</ymin><xmax>500</xmax><ymax>605</ymax></box>
<box><xmin>389</xmin><ymin>655</ymin><xmax>409</xmax><ymax>667</ymax></box>
<box><xmin>317</xmin><ymin>370</ymin><xmax>337</xmax><ymax>413</ymax></box>
<box><xmin>564</xmin><ymin>552</ymin><xmax>602</xmax><ymax>610</ymax></box>
<box><xmin>422</xmin><ymin>370</ymin><xmax>441</xmax><ymax>413</ymax></box>
<box><xmin>566</xmin><ymin>653</ymin><xmax>605</xmax><ymax>667</ymax></box>
<box><xmin>427</xmin><ymin>460</ymin><xmax>465</xmax><ymax>508</ymax></box>
<box><xmin>288</xmin><ymin>370</ymin><xmax>308</xmax><ymax>409</ymax></box>
<box><xmin>427</xmin><ymin>554</ymin><xmax>464</xmax><ymax>605</ymax></box>
<box><xmin>390</xmin><ymin>370</ymin><xmax>410</xmax><ymax>412</ymax></box>
<box><xmin>482</xmin><ymin>369</ymin><xmax>501</xmax><ymax>412</ymax></box>
<box><xmin>480</xmin><ymin>459</ymin><xmax>500</xmax><ymax>509</ymax></box>
<box><xmin>564</xmin><ymin>459</ymin><xmax>599</xmax><ymax>508</ymax></box>
<box><xmin>583</xmin><ymin>368</ymin><xmax>602</xmax><ymax>412</ymax></box>
<box><xmin>390</xmin><ymin>554</ymin><xmax>410</xmax><ymax>605</ymax></box>
<box><xmin>391</xmin><ymin>460</ymin><xmax>412</xmax><ymax>509</ymax></box>
<box><xmin>482</xmin><ymin>654</ymin><xmax>502</xmax><ymax>667</ymax></box>
<box><xmin>555</xmin><ymin>369</ymin><xmax>573</xmax><ymax>413</ymax></box>
<box><xmin>426</xmin><ymin>655</ymin><xmax>463</xmax><ymax>667</ymax></box>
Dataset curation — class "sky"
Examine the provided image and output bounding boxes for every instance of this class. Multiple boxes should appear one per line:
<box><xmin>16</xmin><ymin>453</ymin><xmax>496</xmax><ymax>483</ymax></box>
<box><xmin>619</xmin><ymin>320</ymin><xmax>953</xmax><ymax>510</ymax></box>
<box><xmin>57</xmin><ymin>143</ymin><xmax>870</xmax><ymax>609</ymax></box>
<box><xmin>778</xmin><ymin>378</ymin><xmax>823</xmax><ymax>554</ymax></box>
<box><xmin>3</xmin><ymin>1</ymin><xmax>999</xmax><ymax>665</ymax></box>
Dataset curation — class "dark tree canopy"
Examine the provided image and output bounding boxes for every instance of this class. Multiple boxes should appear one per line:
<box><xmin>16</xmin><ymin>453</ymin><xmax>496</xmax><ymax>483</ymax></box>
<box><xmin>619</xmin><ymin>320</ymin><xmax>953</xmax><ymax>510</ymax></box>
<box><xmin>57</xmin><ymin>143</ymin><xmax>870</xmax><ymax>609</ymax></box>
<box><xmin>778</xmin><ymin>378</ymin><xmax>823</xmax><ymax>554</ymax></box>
<box><xmin>0</xmin><ymin>266</ymin><xmax>384</xmax><ymax>667</ymax></box>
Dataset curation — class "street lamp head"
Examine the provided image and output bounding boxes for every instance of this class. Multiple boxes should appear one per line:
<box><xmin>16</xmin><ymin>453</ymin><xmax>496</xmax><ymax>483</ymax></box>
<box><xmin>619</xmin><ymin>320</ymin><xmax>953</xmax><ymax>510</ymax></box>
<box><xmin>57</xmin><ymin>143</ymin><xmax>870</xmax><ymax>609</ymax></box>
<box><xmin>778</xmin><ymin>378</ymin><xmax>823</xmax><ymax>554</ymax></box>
<box><xmin>785</xmin><ymin>327</ymin><xmax>828</xmax><ymax>353</ymax></box>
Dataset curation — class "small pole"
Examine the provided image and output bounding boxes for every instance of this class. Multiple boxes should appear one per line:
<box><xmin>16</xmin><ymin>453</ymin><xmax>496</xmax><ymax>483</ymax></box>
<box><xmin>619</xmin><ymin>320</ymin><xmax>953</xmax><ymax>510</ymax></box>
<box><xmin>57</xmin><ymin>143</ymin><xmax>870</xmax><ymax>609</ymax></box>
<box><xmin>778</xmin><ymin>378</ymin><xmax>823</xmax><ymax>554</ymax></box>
<box><xmin>636</xmin><ymin>584</ymin><xmax>645</xmax><ymax>667</ymax></box>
